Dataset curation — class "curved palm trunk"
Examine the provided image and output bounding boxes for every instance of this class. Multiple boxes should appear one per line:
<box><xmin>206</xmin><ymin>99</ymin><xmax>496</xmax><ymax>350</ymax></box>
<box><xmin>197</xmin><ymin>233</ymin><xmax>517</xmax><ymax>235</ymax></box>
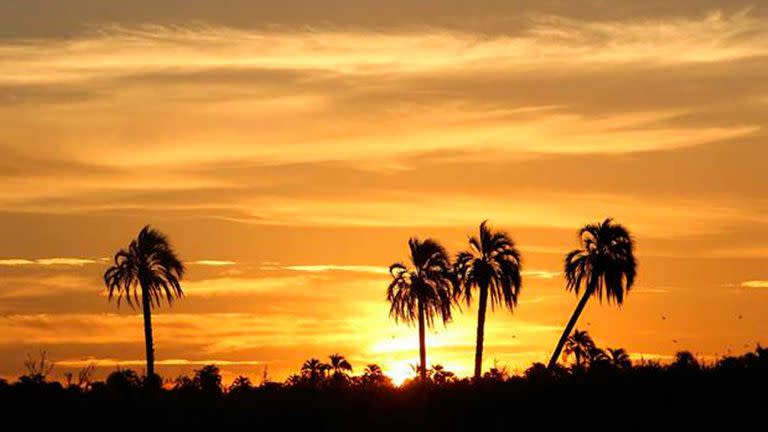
<box><xmin>474</xmin><ymin>285</ymin><xmax>489</xmax><ymax>380</ymax></box>
<box><xmin>417</xmin><ymin>299</ymin><xmax>427</xmax><ymax>381</ymax></box>
<box><xmin>140</xmin><ymin>281</ymin><xmax>155</xmax><ymax>378</ymax></box>
<box><xmin>548</xmin><ymin>287</ymin><xmax>592</xmax><ymax>369</ymax></box>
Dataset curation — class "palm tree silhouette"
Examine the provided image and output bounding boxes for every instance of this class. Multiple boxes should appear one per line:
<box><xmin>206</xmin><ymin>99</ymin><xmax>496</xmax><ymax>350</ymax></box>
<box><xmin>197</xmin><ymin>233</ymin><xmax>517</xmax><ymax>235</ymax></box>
<box><xmin>103</xmin><ymin>225</ymin><xmax>184</xmax><ymax>379</ymax></box>
<box><xmin>547</xmin><ymin>218</ymin><xmax>636</xmax><ymax>369</ymax></box>
<box><xmin>562</xmin><ymin>329</ymin><xmax>595</xmax><ymax>369</ymax></box>
<box><xmin>364</xmin><ymin>363</ymin><xmax>383</xmax><ymax>377</ymax></box>
<box><xmin>301</xmin><ymin>358</ymin><xmax>330</xmax><ymax>383</ymax></box>
<box><xmin>588</xmin><ymin>346</ymin><xmax>609</xmax><ymax>367</ymax></box>
<box><xmin>387</xmin><ymin>238</ymin><xmax>454</xmax><ymax>381</ymax></box>
<box><xmin>362</xmin><ymin>364</ymin><xmax>391</xmax><ymax>387</ymax></box>
<box><xmin>430</xmin><ymin>364</ymin><xmax>456</xmax><ymax>384</ymax></box>
<box><xmin>454</xmin><ymin>221</ymin><xmax>522</xmax><ymax>380</ymax></box>
<box><xmin>328</xmin><ymin>353</ymin><xmax>353</xmax><ymax>380</ymax></box>
<box><xmin>607</xmin><ymin>348</ymin><xmax>632</xmax><ymax>369</ymax></box>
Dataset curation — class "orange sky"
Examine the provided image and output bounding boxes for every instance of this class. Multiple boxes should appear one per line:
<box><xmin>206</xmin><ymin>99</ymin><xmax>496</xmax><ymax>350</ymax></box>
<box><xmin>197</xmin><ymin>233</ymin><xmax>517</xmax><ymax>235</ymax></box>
<box><xmin>0</xmin><ymin>1</ymin><xmax>766</xmax><ymax>384</ymax></box>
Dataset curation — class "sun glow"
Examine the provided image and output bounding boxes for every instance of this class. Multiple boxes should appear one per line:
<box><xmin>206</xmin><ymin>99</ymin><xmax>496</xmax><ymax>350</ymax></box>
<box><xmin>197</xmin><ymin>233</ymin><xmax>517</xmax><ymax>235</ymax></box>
<box><xmin>384</xmin><ymin>361</ymin><xmax>418</xmax><ymax>386</ymax></box>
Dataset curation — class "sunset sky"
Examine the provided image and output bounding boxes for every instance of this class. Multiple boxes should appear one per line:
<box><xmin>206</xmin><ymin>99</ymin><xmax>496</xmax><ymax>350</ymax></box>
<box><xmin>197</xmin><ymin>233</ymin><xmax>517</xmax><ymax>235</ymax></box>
<box><xmin>1</xmin><ymin>1</ymin><xmax>766</xmax><ymax>384</ymax></box>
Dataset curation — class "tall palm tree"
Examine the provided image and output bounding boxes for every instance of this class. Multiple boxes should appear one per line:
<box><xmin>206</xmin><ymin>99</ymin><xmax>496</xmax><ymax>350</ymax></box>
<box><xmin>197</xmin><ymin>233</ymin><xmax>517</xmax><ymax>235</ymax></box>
<box><xmin>562</xmin><ymin>329</ymin><xmax>595</xmax><ymax>369</ymax></box>
<box><xmin>104</xmin><ymin>225</ymin><xmax>184</xmax><ymax>379</ymax></box>
<box><xmin>387</xmin><ymin>238</ymin><xmax>454</xmax><ymax>381</ymax></box>
<box><xmin>607</xmin><ymin>348</ymin><xmax>632</xmax><ymax>369</ymax></box>
<box><xmin>328</xmin><ymin>353</ymin><xmax>353</xmax><ymax>379</ymax></box>
<box><xmin>454</xmin><ymin>221</ymin><xmax>522</xmax><ymax>380</ymax></box>
<box><xmin>547</xmin><ymin>218</ymin><xmax>636</xmax><ymax>369</ymax></box>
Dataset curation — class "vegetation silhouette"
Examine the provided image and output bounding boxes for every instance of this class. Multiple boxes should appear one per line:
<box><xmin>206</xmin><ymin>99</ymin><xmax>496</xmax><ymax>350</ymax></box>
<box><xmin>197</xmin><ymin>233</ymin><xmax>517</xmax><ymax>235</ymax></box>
<box><xmin>387</xmin><ymin>238</ymin><xmax>454</xmax><ymax>380</ymax></box>
<box><xmin>103</xmin><ymin>225</ymin><xmax>185</xmax><ymax>381</ymax></box>
<box><xmin>453</xmin><ymin>221</ymin><xmax>522</xmax><ymax>379</ymax></box>
<box><xmin>562</xmin><ymin>329</ymin><xmax>595</xmax><ymax>370</ymax></box>
<box><xmin>606</xmin><ymin>347</ymin><xmax>632</xmax><ymax>369</ymax></box>
<box><xmin>548</xmin><ymin>218</ymin><xmax>636</xmax><ymax>369</ymax></box>
<box><xmin>3</xmin><ymin>342</ymin><xmax>766</xmax><ymax>429</ymax></box>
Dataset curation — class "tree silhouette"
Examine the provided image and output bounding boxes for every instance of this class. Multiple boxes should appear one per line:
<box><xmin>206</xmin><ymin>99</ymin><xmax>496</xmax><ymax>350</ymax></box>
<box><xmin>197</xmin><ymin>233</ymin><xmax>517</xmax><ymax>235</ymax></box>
<box><xmin>547</xmin><ymin>218</ymin><xmax>636</xmax><ymax>369</ymax></box>
<box><xmin>328</xmin><ymin>353</ymin><xmax>353</xmax><ymax>382</ymax></box>
<box><xmin>454</xmin><ymin>221</ymin><xmax>522</xmax><ymax>380</ymax></box>
<box><xmin>671</xmin><ymin>351</ymin><xmax>700</xmax><ymax>370</ymax></box>
<box><xmin>104</xmin><ymin>225</ymin><xmax>185</xmax><ymax>379</ymax></box>
<box><xmin>361</xmin><ymin>364</ymin><xmax>392</xmax><ymax>387</ymax></box>
<box><xmin>194</xmin><ymin>364</ymin><xmax>223</xmax><ymax>396</ymax></box>
<box><xmin>105</xmin><ymin>368</ymin><xmax>142</xmax><ymax>392</ymax></box>
<box><xmin>301</xmin><ymin>358</ymin><xmax>330</xmax><ymax>384</ymax></box>
<box><xmin>230</xmin><ymin>375</ymin><xmax>253</xmax><ymax>391</ymax></box>
<box><xmin>562</xmin><ymin>329</ymin><xmax>595</xmax><ymax>369</ymax></box>
<box><xmin>588</xmin><ymin>347</ymin><xmax>609</xmax><ymax>367</ymax></box>
<box><xmin>387</xmin><ymin>238</ymin><xmax>454</xmax><ymax>380</ymax></box>
<box><xmin>430</xmin><ymin>364</ymin><xmax>456</xmax><ymax>384</ymax></box>
<box><xmin>607</xmin><ymin>348</ymin><xmax>632</xmax><ymax>369</ymax></box>
<box><xmin>364</xmin><ymin>363</ymin><xmax>383</xmax><ymax>377</ymax></box>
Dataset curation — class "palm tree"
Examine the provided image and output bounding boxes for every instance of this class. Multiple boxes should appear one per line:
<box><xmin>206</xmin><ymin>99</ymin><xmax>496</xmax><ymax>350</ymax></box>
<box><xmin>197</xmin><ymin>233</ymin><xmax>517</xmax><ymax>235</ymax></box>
<box><xmin>301</xmin><ymin>358</ymin><xmax>330</xmax><ymax>383</ymax></box>
<box><xmin>547</xmin><ymin>218</ymin><xmax>636</xmax><ymax>369</ymax></box>
<box><xmin>607</xmin><ymin>348</ymin><xmax>632</xmax><ymax>369</ymax></box>
<box><xmin>364</xmin><ymin>364</ymin><xmax>383</xmax><ymax>377</ymax></box>
<box><xmin>362</xmin><ymin>364</ymin><xmax>391</xmax><ymax>387</ymax></box>
<box><xmin>430</xmin><ymin>364</ymin><xmax>456</xmax><ymax>384</ymax></box>
<box><xmin>454</xmin><ymin>221</ymin><xmax>522</xmax><ymax>380</ymax></box>
<box><xmin>328</xmin><ymin>353</ymin><xmax>353</xmax><ymax>379</ymax></box>
<box><xmin>301</xmin><ymin>357</ymin><xmax>330</xmax><ymax>379</ymax></box>
<box><xmin>562</xmin><ymin>329</ymin><xmax>595</xmax><ymax>369</ymax></box>
<box><xmin>387</xmin><ymin>238</ymin><xmax>454</xmax><ymax>380</ymax></box>
<box><xmin>588</xmin><ymin>347</ymin><xmax>609</xmax><ymax>367</ymax></box>
<box><xmin>104</xmin><ymin>225</ymin><xmax>184</xmax><ymax>379</ymax></box>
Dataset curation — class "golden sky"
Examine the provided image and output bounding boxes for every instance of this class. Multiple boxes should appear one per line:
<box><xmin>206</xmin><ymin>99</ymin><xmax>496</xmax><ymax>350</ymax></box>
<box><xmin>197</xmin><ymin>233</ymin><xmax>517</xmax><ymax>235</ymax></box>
<box><xmin>0</xmin><ymin>1</ymin><xmax>766</xmax><ymax>384</ymax></box>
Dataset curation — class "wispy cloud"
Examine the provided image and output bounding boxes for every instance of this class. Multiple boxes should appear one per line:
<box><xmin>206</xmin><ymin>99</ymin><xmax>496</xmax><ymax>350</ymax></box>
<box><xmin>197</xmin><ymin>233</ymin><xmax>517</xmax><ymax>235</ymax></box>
<box><xmin>190</xmin><ymin>260</ymin><xmax>237</xmax><ymax>266</ymax></box>
<box><xmin>741</xmin><ymin>280</ymin><xmax>768</xmax><ymax>288</ymax></box>
<box><xmin>56</xmin><ymin>358</ymin><xmax>265</xmax><ymax>367</ymax></box>
<box><xmin>521</xmin><ymin>270</ymin><xmax>561</xmax><ymax>279</ymax></box>
<box><xmin>277</xmin><ymin>264</ymin><xmax>389</xmax><ymax>275</ymax></box>
<box><xmin>0</xmin><ymin>258</ymin><xmax>97</xmax><ymax>266</ymax></box>
<box><xmin>3</xmin><ymin>11</ymin><xmax>766</xmax><ymax>86</ymax></box>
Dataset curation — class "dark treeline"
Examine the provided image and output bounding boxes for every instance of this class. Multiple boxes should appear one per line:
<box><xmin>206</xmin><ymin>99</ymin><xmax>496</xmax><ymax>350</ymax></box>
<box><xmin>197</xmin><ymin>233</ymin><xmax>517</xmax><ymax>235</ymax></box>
<box><xmin>1</xmin><ymin>343</ymin><xmax>766</xmax><ymax>429</ymax></box>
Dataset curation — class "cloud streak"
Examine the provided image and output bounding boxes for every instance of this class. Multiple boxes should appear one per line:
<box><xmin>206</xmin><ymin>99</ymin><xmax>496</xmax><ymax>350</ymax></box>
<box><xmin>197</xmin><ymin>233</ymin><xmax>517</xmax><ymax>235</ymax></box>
<box><xmin>0</xmin><ymin>258</ymin><xmax>98</xmax><ymax>266</ymax></box>
<box><xmin>741</xmin><ymin>280</ymin><xmax>768</xmax><ymax>289</ymax></box>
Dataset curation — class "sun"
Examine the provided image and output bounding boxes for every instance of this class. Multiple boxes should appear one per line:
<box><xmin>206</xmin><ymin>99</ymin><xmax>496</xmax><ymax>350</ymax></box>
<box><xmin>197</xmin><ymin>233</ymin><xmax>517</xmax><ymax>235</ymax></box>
<box><xmin>385</xmin><ymin>362</ymin><xmax>416</xmax><ymax>386</ymax></box>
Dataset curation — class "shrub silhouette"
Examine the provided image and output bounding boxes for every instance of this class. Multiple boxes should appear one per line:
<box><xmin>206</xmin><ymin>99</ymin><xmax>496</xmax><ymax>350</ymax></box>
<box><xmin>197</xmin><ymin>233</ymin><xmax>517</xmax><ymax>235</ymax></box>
<box><xmin>2</xmin><ymin>346</ymin><xmax>767</xmax><ymax>428</ymax></box>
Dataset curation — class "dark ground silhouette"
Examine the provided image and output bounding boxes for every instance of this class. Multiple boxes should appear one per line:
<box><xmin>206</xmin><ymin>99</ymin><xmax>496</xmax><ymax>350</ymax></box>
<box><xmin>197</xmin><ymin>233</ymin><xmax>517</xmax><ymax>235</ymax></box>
<box><xmin>1</xmin><ymin>346</ymin><xmax>765</xmax><ymax>430</ymax></box>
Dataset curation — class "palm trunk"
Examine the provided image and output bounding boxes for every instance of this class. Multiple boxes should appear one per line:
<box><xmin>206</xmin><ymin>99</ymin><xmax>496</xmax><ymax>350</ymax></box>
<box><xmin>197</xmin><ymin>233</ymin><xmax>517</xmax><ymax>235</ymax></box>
<box><xmin>548</xmin><ymin>287</ymin><xmax>592</xmax><ymax>369</ymax></box>
<box><xmin>474</xmin><ymin>284</ymin><xmax>489</xmax><ymax>380</ymax></box>
<box><xmin>417</xmin><ymin>298</ymin><xmax>427</xmax><ymax>381</ymax></box>
<box><xmin>140</xmin><ymin>281</ymin><xmax>155</xmax><ymax>378</ymax></box>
